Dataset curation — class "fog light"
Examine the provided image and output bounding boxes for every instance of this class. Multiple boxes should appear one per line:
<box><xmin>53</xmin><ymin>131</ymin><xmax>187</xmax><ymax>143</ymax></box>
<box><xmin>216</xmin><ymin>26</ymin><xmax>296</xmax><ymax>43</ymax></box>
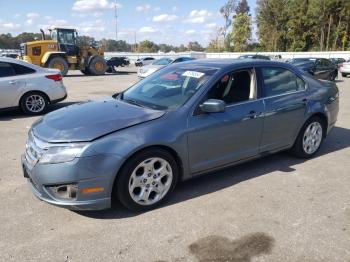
<box><xmin>81</xmin><ymin>187</ymin><xmax>104</xmax><ymax>194</ymax></box>
<box><xmin>47</xmin><ymin>184</ymin><xmax>78</xmax><ymax>200</ymax></box>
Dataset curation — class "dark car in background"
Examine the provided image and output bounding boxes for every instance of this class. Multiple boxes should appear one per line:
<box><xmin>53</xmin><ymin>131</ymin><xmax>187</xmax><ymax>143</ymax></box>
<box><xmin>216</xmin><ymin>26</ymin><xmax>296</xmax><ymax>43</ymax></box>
<box><xmin>330</xmin><ymin>58</ymin><xmax>346</xmax><ymax>68</ymax></box>
<box><xmin>238</xmin><ymin>54</ymin><xmax>271</xmax><ymax>60</ymax></box>
<box><xmin>106</xmin><ymin>56</ymin><xmax>130</xmax><ymax>73</ymax></box>
<box><xmin>290</xmin><ymin>58</ymin><xmax>338</xmax><ymax>81</ymax></box>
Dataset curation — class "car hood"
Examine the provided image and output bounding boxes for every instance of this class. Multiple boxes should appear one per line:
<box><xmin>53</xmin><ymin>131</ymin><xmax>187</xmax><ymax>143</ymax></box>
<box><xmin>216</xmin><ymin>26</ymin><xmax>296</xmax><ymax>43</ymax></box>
<box><xmin>32</xmin><ymin>98</ymin><xmax>165</xmax><ymax>143</ymax></box>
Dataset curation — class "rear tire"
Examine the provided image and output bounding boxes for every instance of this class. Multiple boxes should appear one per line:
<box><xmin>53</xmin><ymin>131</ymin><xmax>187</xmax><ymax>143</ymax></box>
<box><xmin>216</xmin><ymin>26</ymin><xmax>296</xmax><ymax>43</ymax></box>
<box><xmin>88</xmin><ymin>56</ymin><xmax>107</xmax><ymax>75</ymax></box>
<box><xmin>47</xmin><ymin>57</ymin><xmax>69</xmax><ymax>76</ymax></box>
<box><xmin>290</xmin><ymin>116</ymin><xmax>325</xmax><ymax>158</ymax></box>
<box><xmin>20</xmin><ymin>92</ymin><xmax>49</xmax><ymax>115</ymax></box>
<box><xmin>341</xmin><ymin>73</ymin><xmax>347</xmax><ymax>77</ymax></box>
<box><xmin>115</xmin><ymin>148</ymin><xmax>178</xmax><ymax>212</ymax></box>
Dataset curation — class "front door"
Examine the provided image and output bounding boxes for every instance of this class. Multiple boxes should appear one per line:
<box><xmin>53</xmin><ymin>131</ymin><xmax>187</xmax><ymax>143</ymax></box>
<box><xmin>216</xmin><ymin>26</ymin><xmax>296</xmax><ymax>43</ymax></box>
<box><xmin>187</xmin><ymin>68</ymin><xmax>264</xmax><ymax>174</ymax></box>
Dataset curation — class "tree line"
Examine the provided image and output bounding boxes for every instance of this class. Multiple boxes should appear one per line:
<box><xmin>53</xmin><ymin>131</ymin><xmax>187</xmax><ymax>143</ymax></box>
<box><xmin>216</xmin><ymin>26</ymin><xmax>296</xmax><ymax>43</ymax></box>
<box><xmin>0</xmin><ymin>33</ymin><xmax>204</xmax><ymax>53</ymax></box>
<box><xmin>208</xmin><ymin>0</ymin><xmax>350</xmax><ymax>52</ymax></box>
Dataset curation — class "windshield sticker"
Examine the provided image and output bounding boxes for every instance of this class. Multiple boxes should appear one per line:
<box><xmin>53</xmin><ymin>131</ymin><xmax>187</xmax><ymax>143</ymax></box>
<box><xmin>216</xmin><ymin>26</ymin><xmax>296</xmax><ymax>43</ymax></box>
<box><xmin>182</xmin><ymin>71</ymin><xmax>205</xmax><ymax>78</ymax></box>
<box><xmin>161</xmin><ymin>73</ymin><xmax>179</xmax><ymax>80</ymax></box>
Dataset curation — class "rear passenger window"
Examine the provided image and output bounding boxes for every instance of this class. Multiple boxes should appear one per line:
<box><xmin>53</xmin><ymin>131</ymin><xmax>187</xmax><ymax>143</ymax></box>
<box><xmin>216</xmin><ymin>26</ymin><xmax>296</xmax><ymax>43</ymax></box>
<box><xmin>0</xmin><ymin>62</ymin><xmax>15</xmax><ymax>77</ymax></box>
<box><xmin>11</xmin><ymin>63</ymin><xmax>36</xmax><ymax>75</ymax></box>
<box><xmin>261</xmin><ymin>67</ymin><xmax>305</xmax><ymax>97</ymax></box>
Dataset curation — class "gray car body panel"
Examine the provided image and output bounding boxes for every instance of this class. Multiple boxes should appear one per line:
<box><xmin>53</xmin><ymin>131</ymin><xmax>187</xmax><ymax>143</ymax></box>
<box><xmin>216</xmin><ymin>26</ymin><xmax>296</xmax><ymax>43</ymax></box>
<box><xmin>24</xmin><ymin>59</ymin><xmax>339</xmax><ymax>210</ymax></box>
<box><xmin>32</xmin><ymin>98</ymin><xmax>165</xmax><ymax>142</ymax></box>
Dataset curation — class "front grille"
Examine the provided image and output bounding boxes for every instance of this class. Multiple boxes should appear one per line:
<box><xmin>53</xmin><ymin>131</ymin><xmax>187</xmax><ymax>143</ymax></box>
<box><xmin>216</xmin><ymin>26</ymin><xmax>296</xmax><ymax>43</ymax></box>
<box><xmin>25</xmin><ymin>132</ymin><xmax>47</xmax><ymax>169</ymax></box>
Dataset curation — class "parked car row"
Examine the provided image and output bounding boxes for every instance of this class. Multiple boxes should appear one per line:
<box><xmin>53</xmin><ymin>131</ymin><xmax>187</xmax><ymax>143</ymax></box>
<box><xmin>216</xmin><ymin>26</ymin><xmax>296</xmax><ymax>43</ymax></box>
<box><xmin>289</xmin><ymin>58</ymin><xmax>338</xmax><ymax>81</ymax></box>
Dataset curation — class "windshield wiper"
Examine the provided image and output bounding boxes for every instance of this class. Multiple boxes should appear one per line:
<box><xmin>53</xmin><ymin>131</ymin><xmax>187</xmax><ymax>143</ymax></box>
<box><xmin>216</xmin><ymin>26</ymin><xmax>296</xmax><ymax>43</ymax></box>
<box><xmin>123</xmin><ymin>98</ymin><xmax>146</xmax><ymax>108</ymax></box>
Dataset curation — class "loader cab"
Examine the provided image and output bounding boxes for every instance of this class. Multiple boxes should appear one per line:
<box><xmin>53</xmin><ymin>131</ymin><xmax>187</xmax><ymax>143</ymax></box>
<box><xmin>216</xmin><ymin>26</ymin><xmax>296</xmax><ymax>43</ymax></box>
<box><xmin>50</xmin><ymin>28</ymin><xmax>79</xmax><ymax>56</ymax></box>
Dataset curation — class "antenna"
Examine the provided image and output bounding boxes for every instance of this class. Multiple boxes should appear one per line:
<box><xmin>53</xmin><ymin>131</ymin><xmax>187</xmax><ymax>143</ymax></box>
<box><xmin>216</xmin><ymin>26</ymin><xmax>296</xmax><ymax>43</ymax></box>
<box><xmin>114</xmin><ymin>0</ymin><xmax>118</xmax><ymax>41</ymax></box>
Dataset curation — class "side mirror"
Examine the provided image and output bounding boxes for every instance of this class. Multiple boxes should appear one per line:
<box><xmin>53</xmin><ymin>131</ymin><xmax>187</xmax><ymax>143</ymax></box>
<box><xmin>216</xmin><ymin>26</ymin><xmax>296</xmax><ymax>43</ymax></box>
<box><xmin>199</xmin><ymin>99</ymin><xmax>226</xmax><ymax>113</ymax></box>
<box><xmin>112</xmin><ymin>92</ymin><xmax>119</xmax><ymax>99</ymax></box>
<box><xmin>307</xmin><ymin>68</ymin><xmax>315</xmax><ymax>75</ymax></box>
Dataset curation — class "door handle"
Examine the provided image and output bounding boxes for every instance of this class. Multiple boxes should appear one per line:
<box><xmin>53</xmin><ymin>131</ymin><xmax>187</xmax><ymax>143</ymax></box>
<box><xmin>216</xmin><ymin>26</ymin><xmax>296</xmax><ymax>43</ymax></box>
<box><xmin>247</xmin><ymin>110</ymin><xmax>262</xmax><ymax>119</ymax></box>
<box><xmin>9</xmin><ymin>81</ymin><xmax>17</xmax><ymax>84</ymax></box>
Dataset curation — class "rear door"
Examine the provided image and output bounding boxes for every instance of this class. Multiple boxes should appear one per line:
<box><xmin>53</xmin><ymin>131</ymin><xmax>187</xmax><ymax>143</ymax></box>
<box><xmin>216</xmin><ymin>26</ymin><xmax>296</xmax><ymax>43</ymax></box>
<box><xmin>0</xmin><ymin>62</ymin><xmax>18</xmax><ymax>108</ymax></box>
<box><xmin>0</xmin><ymin>62</ymin><xmax>35</xmax><ymax>109</ymax></box>
<box><xmin>257</xmin><ymin>66</ymin><xmax>307</xmax><ymax>152</ymax></box>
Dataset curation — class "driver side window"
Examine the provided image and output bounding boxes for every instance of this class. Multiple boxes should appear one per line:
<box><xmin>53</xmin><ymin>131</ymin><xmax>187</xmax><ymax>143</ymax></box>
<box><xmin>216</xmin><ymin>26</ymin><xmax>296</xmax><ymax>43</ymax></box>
<box><xmin>206</xmin><ymin>69</ymin><xmax>256</xmax><ymax>105</ymax></box>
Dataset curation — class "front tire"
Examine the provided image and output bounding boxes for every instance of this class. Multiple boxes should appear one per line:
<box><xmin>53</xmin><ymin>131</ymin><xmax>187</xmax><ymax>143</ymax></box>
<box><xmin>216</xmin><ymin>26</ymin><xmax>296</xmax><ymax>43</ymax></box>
<box><xmin>341</xmin><ymin>73</ymin><xmax>347</xmax><ymax>77</ymax></box>
<box><xmin>20</xmin><ymin>92</ymin><xmax>49</xmax><ymax>115</ymax></box>
<box><xmin>88</xmin><ymin>56</ymin><xmax>107</xmax><ymax>75</ymax></box>
<box><xmin>290</xmin><ymin>116</ymin><xmax>324</xmax><ymax>158</ymax></box>
<box><xmin>115</xmin><ymin>149</ymin><xmax>178</xmax><ymax>212</ymax></box>
<box><xmin>48</xmin><ymin>57</ymin><xmax>69</xmax><ymax>76</ymax></box>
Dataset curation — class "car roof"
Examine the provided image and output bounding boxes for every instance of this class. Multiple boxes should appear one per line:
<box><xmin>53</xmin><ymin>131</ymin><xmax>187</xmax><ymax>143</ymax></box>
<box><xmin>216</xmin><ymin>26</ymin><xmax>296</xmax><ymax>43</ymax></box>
<box><xmin>177</xmin><ymin>58</ymin><xmax>294</xmax><ymax>70</ymax></box>
<box><xmin>0</xmin><ymin>57</ymin><xmax>45</xmax><ymax>71</ymax></box>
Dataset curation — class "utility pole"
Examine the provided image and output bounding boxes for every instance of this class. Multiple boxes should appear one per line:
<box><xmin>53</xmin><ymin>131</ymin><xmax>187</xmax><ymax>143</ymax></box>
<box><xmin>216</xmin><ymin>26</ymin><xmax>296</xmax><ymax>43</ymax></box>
<box><xmin>134</xmin><ymin>31</ymin><xmax>137</xmax><ymax>52</ymax></box>
<box><xmin>114</xmin><ymin>0</ymin><xmax>118</xmax><ymax>41</ymax></box>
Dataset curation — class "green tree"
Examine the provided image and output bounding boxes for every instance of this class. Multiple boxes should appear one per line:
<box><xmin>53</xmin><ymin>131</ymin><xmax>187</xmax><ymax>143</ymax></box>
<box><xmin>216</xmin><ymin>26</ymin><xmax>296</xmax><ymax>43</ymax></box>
<box><xmin>231</xmin><ymin>13</ymin><xmax>252</xmax><ymax>51</ymax></box>
<box><xmin>187</xmin><ymin>41</ymin><xmax>204</xmax><ymax>51</ymax></box>
<box><xmin>235</xmin><ymin>0</ymin><xmax>250</xmax><ymax>14</ymax></box>
<box><xmin>137</xmin><ymin>40</ymin><xmax>159</xmax><ymax>53</ymax></box>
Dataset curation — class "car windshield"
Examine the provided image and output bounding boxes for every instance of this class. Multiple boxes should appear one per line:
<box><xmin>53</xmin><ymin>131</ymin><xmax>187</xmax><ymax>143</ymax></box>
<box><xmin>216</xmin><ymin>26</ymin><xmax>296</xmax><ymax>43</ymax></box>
<box><xmin>121</xmin><ymin>66</ymin><xmax>218</xmax><ymax>110</ymax></box>
<box><xmin>152</xmin><ymin>58</ymin><xmax>173</xmax><ymax>65</ymax></box>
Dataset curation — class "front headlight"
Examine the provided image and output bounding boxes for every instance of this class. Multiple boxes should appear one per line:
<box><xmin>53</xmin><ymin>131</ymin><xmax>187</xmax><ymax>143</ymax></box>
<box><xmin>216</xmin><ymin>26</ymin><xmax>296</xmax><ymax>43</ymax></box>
<box><xmin>39</xmin><ymin>144</ymin><xmax>88</xmax><ymax>164</ymax></box>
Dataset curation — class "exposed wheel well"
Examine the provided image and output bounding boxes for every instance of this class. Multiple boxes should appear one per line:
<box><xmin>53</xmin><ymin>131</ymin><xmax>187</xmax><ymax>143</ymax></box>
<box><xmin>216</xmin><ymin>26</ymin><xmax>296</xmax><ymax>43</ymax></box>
<box><xmin>19</xmin><ymin>91</ymin><xmax>50</xmax><ymax>106</ymax></box>
<box><xmin>310</xmin><ymin>112</ymin><xmax>328</xmax><ymax>137</ymax></box>
<box><xmin>45</xmin><ymin>54</ymin><xmax>68</xmax><ymax>66</ymax></box>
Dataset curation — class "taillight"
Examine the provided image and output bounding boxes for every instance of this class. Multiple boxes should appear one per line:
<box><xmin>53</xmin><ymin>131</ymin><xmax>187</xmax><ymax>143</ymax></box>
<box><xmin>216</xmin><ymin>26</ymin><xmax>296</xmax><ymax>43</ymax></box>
<box><xmin>45</xmin><ymin>74</ymin><xmax>62</xmax><ymax>81</ymax></box>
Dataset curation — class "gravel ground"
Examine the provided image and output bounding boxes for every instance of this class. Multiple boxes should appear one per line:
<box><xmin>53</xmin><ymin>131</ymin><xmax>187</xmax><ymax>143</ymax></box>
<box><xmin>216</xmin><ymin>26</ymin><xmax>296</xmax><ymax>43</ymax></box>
<box><xmin>0</xmin><ymin>67</ymin><xmax>349</xmax><ymax>262</ymax></box>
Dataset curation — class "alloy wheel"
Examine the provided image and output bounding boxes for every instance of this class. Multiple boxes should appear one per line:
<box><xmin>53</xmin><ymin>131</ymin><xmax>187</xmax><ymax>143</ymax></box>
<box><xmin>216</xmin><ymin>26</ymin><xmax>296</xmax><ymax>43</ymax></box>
<box><xmin>25</xmin><ymin>95</ymin><xmax>46</xmax><ymax>113</ymax></box>
<box><xmin>128</xmin><ymin>157</ymin><xmax>173</xmax><ymax>206</ymax></box>
<box><xmin>302</xmin><ymin>122</ymin><xmax>323</xmax><ymax>154</ymax></box>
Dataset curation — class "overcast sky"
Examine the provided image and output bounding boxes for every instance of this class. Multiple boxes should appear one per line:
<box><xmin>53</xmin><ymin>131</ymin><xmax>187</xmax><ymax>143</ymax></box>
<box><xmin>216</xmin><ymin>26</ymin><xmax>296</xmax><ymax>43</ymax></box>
<box><xmin>0</xmin><ymin>0</ymin><xmax>257</xmax><ymax>46</ymax></box>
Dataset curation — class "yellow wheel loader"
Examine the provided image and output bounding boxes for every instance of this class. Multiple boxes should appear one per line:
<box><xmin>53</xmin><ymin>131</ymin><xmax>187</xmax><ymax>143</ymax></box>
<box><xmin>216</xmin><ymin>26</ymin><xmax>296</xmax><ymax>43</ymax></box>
<box><xmin>20</xmin><ymin>28</ymin><xmax>107</xmax><ymax>76</ymax></box>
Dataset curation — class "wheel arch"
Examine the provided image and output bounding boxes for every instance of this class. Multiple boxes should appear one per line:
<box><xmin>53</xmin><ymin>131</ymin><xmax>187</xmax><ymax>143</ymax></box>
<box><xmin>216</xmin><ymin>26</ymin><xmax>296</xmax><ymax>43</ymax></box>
<box><xmin>111</xmin><ymin>144</ymin><xmax>184</xmax><ymax>195</ymax></box>
<box><xmin>310</xmin><ymin>112</ymin><xmax>328</xmax><ymax>137</ymax></box>
<box><xmin>19</xmin><ymin>90</ymin><xmax>51</xmax><ymax>106</ymax></box>
<box><xmin>42</xmin><ymin>52</ymin><xmax>67</xmax><ymax>66</ymax></box>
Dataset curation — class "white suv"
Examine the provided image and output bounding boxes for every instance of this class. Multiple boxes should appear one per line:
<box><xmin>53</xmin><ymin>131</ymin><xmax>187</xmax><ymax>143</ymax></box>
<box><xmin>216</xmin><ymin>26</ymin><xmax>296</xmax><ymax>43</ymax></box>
<box><xmin>340</xmin><ymin>60</ymin><xmax>350</xmax><ymax>77</ymax></box>
<box><xmin>0</xmin><ymin>58</ymin><xmax>67</xmax><ymax>115</ymax></box>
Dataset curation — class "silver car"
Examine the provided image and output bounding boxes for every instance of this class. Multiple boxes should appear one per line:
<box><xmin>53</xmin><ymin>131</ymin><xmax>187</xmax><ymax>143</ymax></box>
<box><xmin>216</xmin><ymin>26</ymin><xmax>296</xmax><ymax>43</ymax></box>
<box><xmin>22</xmin><ymin>59</ymin><xmax>339</xmax><ymax>212</ymax></box>
<box><xmin>0</xmin><ymin>57</ymin><xmax>67</xmax><ymax>115</ymax></box>
<box><xmin>138</xmin><ymin>57</ymin><xmax>195</xmax><ymax>78</ymax></box>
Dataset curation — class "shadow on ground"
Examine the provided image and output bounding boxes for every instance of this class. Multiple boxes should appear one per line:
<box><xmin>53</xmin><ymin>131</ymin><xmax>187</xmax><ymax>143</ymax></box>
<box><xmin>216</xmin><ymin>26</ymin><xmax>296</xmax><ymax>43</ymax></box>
<box><xmin>78</xmin><ymin>125</ymin><xmax>350</xmax><ymax>219</ymax></box>
<box><xmin>0</xmin><ymin>102</ymin><xmax>78</xmax><ymax>121</ymax></box>
<box><xmin>65</xmin><ymin>71</ymin><xmax>136</xmax><ymax>77</ymax></box>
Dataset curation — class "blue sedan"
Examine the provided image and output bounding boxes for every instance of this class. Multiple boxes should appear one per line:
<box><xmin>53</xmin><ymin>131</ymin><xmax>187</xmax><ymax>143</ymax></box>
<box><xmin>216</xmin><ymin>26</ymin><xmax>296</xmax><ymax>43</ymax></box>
<box><xmin>22</xmin><ymin>59</ymin><xmax>339</xmax><ymax>211</ymax></box>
